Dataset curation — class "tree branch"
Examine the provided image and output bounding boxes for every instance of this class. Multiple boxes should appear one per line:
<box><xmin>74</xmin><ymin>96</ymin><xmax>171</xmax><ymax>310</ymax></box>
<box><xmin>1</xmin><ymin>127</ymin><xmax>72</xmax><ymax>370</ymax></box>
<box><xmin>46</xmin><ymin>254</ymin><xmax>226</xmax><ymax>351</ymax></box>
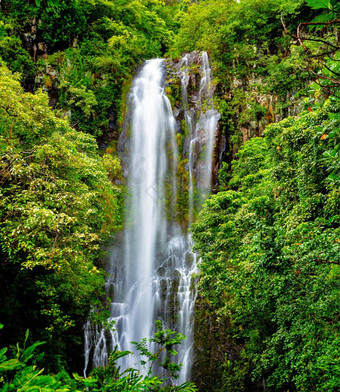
<box><xmin>298</xmin><ymin>35</ymin><xmax>340</xmax><ymax>50</ymax></box>
<box><xmin>316</xmin><ymin>258</ymin><xmax>340</xmax><ymax>265</ymax></box>
<box><xmin>0</xmin><ymin>105</ymin><xmax>18</xmax><ymax>118</ymax></box>
<box><xmin>310</xmin><ymin>49</ymin><xmax>340</xmax><ymax>58</ymax></box>
<box><xmin>308</xmin><ymin>66</ymin><xmax>340</xmax><ymax>84</ymax></box>
<box><xmin>299</xmin><ymin>20</ymin><xmax>340</xmax><ymax>27</ymax></box>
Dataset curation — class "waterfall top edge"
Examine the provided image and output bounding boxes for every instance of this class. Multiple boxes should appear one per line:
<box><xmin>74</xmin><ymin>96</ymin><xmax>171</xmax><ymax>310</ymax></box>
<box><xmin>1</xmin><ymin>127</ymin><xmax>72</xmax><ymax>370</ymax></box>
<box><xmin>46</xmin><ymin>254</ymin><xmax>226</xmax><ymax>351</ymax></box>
<box><xmin>144</xmin><ymin>58</ymin><xmax>164</xmax><ymax>66</ymax></box>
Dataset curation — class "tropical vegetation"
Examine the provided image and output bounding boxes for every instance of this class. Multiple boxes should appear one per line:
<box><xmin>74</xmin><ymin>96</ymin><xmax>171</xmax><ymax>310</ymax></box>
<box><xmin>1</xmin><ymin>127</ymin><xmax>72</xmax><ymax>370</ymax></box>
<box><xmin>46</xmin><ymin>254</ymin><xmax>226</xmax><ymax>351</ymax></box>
<box><xmin>0</xmin><ymin>0</ymin><xmax>339</xmax><ymax>391</ymax></box>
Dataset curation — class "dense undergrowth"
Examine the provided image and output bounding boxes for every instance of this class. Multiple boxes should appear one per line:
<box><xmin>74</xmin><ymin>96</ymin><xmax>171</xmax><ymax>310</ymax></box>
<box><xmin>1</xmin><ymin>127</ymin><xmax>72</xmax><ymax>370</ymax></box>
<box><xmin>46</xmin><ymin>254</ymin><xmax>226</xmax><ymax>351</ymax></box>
<box><xmin>192</xmin><ymin>96</ymin><xmax>340</xmax><ymax>391</ymax></box>
<box><xmin>0</xmin><ymin>0</ymin><xmax>339</xmax><ymax>391</ymax></box>
<box><xmin>0</xmin><ymin>322</ymin><xmax>197</xmax><ymax>391</ymax></box>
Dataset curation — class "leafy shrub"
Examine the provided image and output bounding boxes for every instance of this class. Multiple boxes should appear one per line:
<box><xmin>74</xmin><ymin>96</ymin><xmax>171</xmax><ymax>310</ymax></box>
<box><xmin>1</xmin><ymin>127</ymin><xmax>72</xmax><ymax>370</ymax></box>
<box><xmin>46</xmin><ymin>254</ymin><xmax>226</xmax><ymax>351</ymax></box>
<box><xmin>0</xmin><ymin>323</ymin><xmax>197</xmax><ymax>392</ymax></box>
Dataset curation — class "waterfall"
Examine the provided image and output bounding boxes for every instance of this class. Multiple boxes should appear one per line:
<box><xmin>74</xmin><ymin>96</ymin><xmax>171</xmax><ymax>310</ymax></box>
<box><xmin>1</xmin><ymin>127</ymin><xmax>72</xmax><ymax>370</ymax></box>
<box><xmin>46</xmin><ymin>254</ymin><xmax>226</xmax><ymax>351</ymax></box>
<box><xmin>84</xmin><ymin>52</ymin><xmax>219</xmax><ymax>383</ymax></box>
<box><xmin>180</xmin><ymin>53</ymin><xmax>195</xmax><ymax>226</ymax></box>
<box><xmin>196</xmin><ymin>52</ymin><xmax>219</xmax><ymax>203</ymax></box>
<box><xmin>122</xmin><ymin>59</ymin><xmax>172</xmax><ymax>356</ymax></box>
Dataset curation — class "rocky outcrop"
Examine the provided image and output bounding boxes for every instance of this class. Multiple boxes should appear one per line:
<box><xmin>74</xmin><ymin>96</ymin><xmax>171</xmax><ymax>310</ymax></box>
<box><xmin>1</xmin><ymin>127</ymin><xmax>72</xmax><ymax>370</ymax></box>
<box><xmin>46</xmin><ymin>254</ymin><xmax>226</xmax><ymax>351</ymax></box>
<box><xmin>228</xmin><ymin>74</ymin><xmax>304</xmax><ymax>144</ymax></box>
<box><xmin>165</xmin><ymin>52</ymin><xmax>224</xmax><ymax>192</ymax></box>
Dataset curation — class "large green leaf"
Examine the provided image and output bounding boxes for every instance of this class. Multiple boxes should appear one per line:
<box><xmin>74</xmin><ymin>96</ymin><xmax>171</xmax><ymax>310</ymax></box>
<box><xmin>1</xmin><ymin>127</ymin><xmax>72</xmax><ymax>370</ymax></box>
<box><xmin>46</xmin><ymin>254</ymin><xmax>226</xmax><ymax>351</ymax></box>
<box><xmin>0</xmin><ymin>347</ymin><xmax>8</xmax><ymax>361</ymax></box>
<box><xmin>21</xmin><ymin>342</ymin><xmax>46</xmax><ymax>363</ymax></box>
<box><xmin>0</xmin><ymin>358</ymin><xmax>21</xmax><ymax>371</ymax></box>
<box><xmin>306</xmin><ymin>0</ymin><xmax>331</xmax><ymax>10</ymax></box>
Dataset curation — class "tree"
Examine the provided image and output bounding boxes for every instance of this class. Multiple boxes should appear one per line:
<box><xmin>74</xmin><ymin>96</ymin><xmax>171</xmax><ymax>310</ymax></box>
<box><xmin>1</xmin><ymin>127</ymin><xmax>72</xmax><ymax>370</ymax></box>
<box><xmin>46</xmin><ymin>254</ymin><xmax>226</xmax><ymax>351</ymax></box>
<box><xmin>0</xmin><ymin>63</ymin><xmax>123</xmax><ymax>371</ymax></box>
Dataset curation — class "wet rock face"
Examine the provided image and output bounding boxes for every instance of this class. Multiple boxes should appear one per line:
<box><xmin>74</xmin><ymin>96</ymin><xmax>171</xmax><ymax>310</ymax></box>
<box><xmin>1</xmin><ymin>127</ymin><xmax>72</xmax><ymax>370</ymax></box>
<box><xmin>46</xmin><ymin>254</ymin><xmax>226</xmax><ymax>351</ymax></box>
<box><xmin>212</xmin><ymin>120</ymin><xmax>225</xmax><ymax>190</ymax></box>
<box><xmin>35</xmin><ymin>65</ymin><xmax>59</xmax><ymax>108</ymax></box>
<box><xmin>166</xmin><ymin>51</ymin><xmax>204</xmax><ymax>122</ymax></box>
<box><xmin>21</xmin><ymin>18</ymin><xmax>49</xmax><ymax>62</ymax></box>
<box><xmin>165</xmin><ymin>52</ymin><xmax>223</xmax><ymax>192</ymax></box>
<box><xmin>231</xmin><ymin>79</ymin><xmax>304</xmax><ymax>145</ymax></box>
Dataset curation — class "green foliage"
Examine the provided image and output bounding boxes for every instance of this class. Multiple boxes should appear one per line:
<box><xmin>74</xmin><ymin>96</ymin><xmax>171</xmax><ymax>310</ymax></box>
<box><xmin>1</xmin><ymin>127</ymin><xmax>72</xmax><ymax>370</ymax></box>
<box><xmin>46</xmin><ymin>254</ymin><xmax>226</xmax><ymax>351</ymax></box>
<box><xmin>0</xmin><ymin>64</ymin><xmax>122</xmax><ymax>267</ymax></box>
<box><xmin>0</xmin><ymin>35</ymin><xmax>35</xmax><ymax>88</ymax></box>
<box><xmin>0</xmin><ymin>328</ymin><xmax>73</xmax><ymax>391</ymax></box>
<box><xmin>192</xmin><ymin>97</ymin><xmax>340</xmax><ymax>391</ymax></box>
<box><xmin>0</xmin><ymin>0</ymin><xmax>181</xmax><ymax>136</ymax></box>
<box><xmin>0</xmin><ymin>325</ymin><xmax>197</xmax><ymax>392</ymax></box>
<box><xmin>50</xmin><ymin>0</ymin><xmax>179</xmax><ymax>136</ymax></box>
<box><xmin>220</xmin><ymin>350</ymin><xmax>252</xmax><ymax>392</ymax></box>
<box><xmin>306</xmin><ymin>0</ymin><xmax>339</xmax><ymax>30</ymax></box>
<box><xmin>173</xmin><ymin>0</ymin><xmax>306</xmax><ymax>59</ymax></box>
<box><xmin>83</xmin><ymin>321</ymin><xmax>196</xmax><ymax>391</ymax></box>
<box><xmin>79</xmin><ymin>348</ymin><xmax>163</xmax><ymax>392</ymax></box>
<box><xmin>0</xmin><ymin>63</ymin><xmax>123</xmax><ymax>370</ymax></box>
<box><xmin>282</xmin><ymin>0</ymin><xmax>340</xmax><ymax>96</ymax></box>
<box><xmin>307</xmin><ymin>0</ymin><xmax>339</xmax><ymax>15</ymax></box>
<box><xmin>172</xmin><ymin>0</ymin><xmax>311</xmax><ymax>156</ymax></box>
<box><xmin>132</xmin><ymin>320</ymin><xmax>185</xmax><ymax>378</ymax></box>
<box><xmin>0</xmin><ymin>0</ymin><xmax>339</xmax><ymax>388</ymax></box>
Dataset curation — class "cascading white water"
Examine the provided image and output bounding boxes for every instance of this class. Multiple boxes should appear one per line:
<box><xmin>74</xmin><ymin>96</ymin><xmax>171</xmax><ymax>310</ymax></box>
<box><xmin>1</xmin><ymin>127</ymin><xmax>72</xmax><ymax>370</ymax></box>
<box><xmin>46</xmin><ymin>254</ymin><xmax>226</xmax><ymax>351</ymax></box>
<box><xmin>123</xmin><ymin>59</ymin><xmax>170</xmax><ymax>355</ymax></box>
<box><xmin>85</xmin><ymin>52</ymin><xmax>219</xmax><ymax>383</ymax></box>
<box><xmin>110</xmin><ymin>58</ymin><xmax>179</xmax><ymax>372</ymax></box>
<box><xmin>179</xmin><ymin>53</ymin><xmax>195</xmax><ymax>226</ymax></box>
<box><xmin>180</xmin><ymin>52</ymin><xmax>220</xmax><ymax>221</ymax></box>
<box><xmin>174</xmin><ymin>52</ymin><xmax>219</xmax><ymax>382</ymax></box>
<box><xmin>196</xmin><ymin>52</ymin><xmax>219</xmax><ymax>202</ymax></box>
